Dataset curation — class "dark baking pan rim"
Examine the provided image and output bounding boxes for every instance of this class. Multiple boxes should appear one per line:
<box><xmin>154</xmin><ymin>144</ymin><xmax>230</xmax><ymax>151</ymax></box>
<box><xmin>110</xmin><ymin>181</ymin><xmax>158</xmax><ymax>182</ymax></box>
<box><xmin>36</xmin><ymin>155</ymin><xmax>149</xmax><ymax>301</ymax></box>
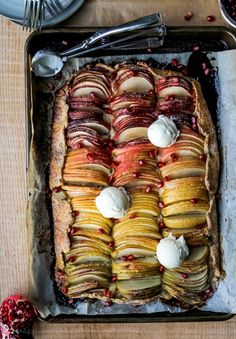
<box><xmin>25</xmin><ymin>26</ymin><xmax>235</xmax><ymax>322</ymax></box>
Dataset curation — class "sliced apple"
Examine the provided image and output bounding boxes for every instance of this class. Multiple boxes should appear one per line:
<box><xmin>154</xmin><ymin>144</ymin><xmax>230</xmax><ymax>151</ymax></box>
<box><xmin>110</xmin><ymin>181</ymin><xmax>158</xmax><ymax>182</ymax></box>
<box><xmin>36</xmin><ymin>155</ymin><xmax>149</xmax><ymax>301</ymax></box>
<box><xmin>161</xmin><ymin>200</ymin><xmax>209</xmax><ymax>217</ymax></box>
<box><xmin>163</xmin><ymin>214</ymin><xmax>207</xmax><ymax>229</ymax></box>
<box><xmin>117</xmin><ymin>276</ymin><xmax>161</xmax><ymax>299</ymax></box>
<box><xmin>160</xmin><ymin>159</ymin><xmax>206</xmax><ymax>179</ymax></box>
<box><xmin>112</xmin><ymin>245</ymin><xmax>156</xmax><ymax>260</ymax></box>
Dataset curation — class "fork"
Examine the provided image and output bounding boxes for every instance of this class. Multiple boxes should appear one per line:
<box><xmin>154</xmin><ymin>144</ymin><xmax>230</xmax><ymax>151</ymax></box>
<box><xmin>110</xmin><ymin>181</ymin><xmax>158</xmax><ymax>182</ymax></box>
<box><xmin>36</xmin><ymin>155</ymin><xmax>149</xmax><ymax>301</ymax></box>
<box><xmin>45</xmin><ymin>0</ymin><xmax>64</xmax><ymax>17</ymax></box>
<box><xmin>23</xmin><ymin>0</ymin><xmax>45</xmax><ymax>31</ymax></box>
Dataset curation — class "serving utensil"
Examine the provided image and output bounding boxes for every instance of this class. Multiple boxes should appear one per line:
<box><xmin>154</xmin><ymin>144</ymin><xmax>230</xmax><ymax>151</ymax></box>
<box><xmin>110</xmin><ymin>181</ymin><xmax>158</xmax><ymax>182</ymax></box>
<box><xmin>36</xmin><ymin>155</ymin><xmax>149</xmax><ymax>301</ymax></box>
<box><xmin>31</xmin><ymin>13</ymin><xmax>166</xmax><ymax>77</ymax></box>
<box><xmin>23</xmin><ymin>0</ymin><xmax>45</xmax><ymax>31</ymax></box>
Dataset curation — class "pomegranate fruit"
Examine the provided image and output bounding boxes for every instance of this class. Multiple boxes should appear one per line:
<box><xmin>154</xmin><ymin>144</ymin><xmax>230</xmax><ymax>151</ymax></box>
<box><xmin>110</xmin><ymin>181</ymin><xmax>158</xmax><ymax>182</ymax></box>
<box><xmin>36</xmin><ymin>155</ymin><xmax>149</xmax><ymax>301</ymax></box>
<box><xmin>0</xmin><ymin>295</ymin><xmax>37</xmax><ymax>339</ymax></box>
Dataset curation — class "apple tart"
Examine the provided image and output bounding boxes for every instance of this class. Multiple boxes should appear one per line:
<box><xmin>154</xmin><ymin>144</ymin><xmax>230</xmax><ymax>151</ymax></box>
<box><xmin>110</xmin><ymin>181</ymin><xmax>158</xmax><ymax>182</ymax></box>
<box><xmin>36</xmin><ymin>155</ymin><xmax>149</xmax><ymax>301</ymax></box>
<box><xmin>50</xmin><ymin>61</ymin><xmax>220</xmax><ymax>308</ymax></box>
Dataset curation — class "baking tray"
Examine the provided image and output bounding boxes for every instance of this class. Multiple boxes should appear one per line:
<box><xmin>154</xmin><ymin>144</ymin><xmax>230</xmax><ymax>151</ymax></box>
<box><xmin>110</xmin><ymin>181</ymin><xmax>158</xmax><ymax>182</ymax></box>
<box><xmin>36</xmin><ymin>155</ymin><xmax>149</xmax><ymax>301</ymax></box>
<box><xmin>25</xmin><ymin>26</ymin><xmax>236</xmax><ymax>323</ymax></box>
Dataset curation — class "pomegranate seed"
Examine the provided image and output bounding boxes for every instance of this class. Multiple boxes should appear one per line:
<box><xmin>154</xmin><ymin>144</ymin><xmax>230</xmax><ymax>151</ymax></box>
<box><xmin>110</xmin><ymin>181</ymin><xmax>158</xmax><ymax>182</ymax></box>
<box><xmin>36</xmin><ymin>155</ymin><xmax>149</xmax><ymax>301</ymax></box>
<box><xmin>159</xmin><ymin>77</ymin><xmax>166</xmax><ymax>84</ymax></box>
<box><xmin>68</xmin><ymin>255</ymin><xmax>76</xmax><ymax>263</ymax></box>
<box><xmin>202</xmin><ymin>63</ymin><xmax>207</xmax><ymax>70</ymax></box>
<box><xmin>165</xmin><ymin>95</ymin><xmax>175</xmax><ymax>101</ymax></box>
<box><xmin>111</xmin><ymin>275</ymin><xmax>117</xmax><ymax>282</ymax></box>
<box><xmin>149</xmin><ymin>150</ymin><xmax>156</xmax><ymax>158</ymax></box>
<box><xmin>149</xmin><ymin>90</ymin><xmax>154</xmax><ymax>95</ymax></box>
<box><xmin>184</xmin><ymin>11</ymin><xmax>193</xmax><ymax>21</ymax></box>
<box><xmin>147</xmin><ymin>48</ymin><xmax>152</xmax><ymax>53</ymax></box>
<box><xmin>132</xmin><ymin>172</ymin><xmax>139</xmax><ymax>178</ymax></box>
<box><xmin>157</xmin><ymin>181</ymin><xmax>164</xmax><ymax>188</ymax></box>
<box><xmin>191</xmin><ymin>198</ymin><xmax>198</xmax><ymax>204</ymax></box>
<box><xmin>205</xmin><ymin>287</ymin><xmax>213</xmax><ymax>295</ymax></box>
<box><xmin>145</xmin><ymin>186</ymin><xmax>152</xmax><ymax>193</ymax></box>
<box><xmin>70</xmin><ymin>226</ymin><xmax>77</xmax><ymax>235</ymax></box>
<box><xmin>206</xmin><ymin>15</ymin><xmax>215</xmax><ymax>22</ymax></box>
<box><xmin>129</xmin><ymin>213</ymin><xmax>137</xmax><ymax>219</ymax></box>
<box><xmin>191</xmin><ymin>116</ymin><xmax>197</xmax><ymax>124</ymax></box>
<box><xmin>105</xmin><ymin>300</ymin><xmax>113</xmax><ymax>307</ymax></box>
<box><xmin>139</xmin><ymin>159</ymin><xmax>145</xmax><ymax>166</ymax></box>
<box><xmin>76</xmin><ymin>143</ymin><xmax>82</xmax><ymax>149</ymax></box>
<box><xmin>204</xmin><ymin>68</ymin><xmax>210</xmax><ymax>76</ymax></box>
<box><xmin>121</xmin><ymin>256</ymin><xmax>128</xmax><ymax>261</ymax></box>
<box><xmin>171</xmin><ymin>153</ymin><xmax>178</xmax><ymax>161</ymax></box>
<box><xmin>108</xmin><ymin>241</ymin><xmax>114</xmax><ymax>248</ymax></box>
<box><xmin>97</xmin><ymin>228</ymin><xmax>104</xmax><ymax>234</ymax></box>
<box><xmin>57</xmin><ymin>270</ymin><xmax>65</xmax><ymax>277</ymax></box>
<box><xmin>111</xmin><ymin>162</ymin><xmax>117</xmax><ymax>169</ymax></box>
<box><xmin>87</xmin><ymin>153</ymin><xmax>95</xmax><ymax>161</ymax></box>
<box><xmin>163</xmin><ymin>176</ymin><xmax>169</xmax><ymax>182</ymax></box>
<box><xmin>158</xmin><ymin>201</ymin><xmax>165</xmax><ymax>208</ymax></box>
<box><xmin>62</xmin><ymin>287</ymin><xmax>68</xmax><ymax>294</ymax></box>
<box><xmin>106</xmin><ymin>290</ymin><xmax>113</xmax><ymax>298</ymax></box>
<box><xmin>102</xmin><ymin>289</ymin><xmax>108</xmax><ymax>296</ymax></box>
<box><xmin>158</xmin><ymin>162</ymin><xmax>165</xmax><ymax>168</ymax></box>
<box><xmin>68</xmin><ymin>298</ymin><xmax>74</xmax><ymax>304</ymax></box>
<box><xmin>193</xmin><ymin>45</ymin><xmax>200</xmax><ymax>51</ymax></box>
<box><xmin>72</xmin><ymin>210</ymin><xmax>79</xmax><ymax>218</ymax></box>
<box><xmin>127</xmin><ymin>255</ymin><xmax>134</xmax><ymax>261</ymax></box>
<box><xmin>53</xmin><ymin>186</ymin><xmax>61</xmax><ymax>193</ymax></box>
<box><xmin>199</xmin><ymin>154</ymin><xmax>206</xmax><ymax>161</ymax></box>
<box><xmin>159</xmin><ymin>265</ymin><xmax>165</xmax><ymax>273</ymax></box>
<box><xmin>171</xmin><ymin>58</ymin><xmax>178</xmax><ymax>67</ymax></box>
<box><xmin>173</xmin><ymin>77</ymin><xmax>179</xmax><ymax>83</ymax></box>
<box><xmin>182</xmin><ymin>273</ymin><xmax>188</xmax><ymax>279</ymax></box>
<box><xmin>159</xmin><ymin>221</ymin><xmax>166</xmax><ymax>229</ymax></box>
<box><xmin>192</xmin><ymin>123</ymin><xmax>198</xmax><ymax>130</ymax></box>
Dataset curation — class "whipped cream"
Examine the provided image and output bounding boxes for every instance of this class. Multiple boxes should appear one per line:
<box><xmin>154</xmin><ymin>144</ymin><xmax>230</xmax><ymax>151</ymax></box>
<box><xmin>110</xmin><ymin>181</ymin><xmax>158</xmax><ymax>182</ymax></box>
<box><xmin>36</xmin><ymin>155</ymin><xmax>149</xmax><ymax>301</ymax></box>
<box><xmin>147</xmin><ymin>115</ymin><xmax>179</xmax><ymax>148</ymax></box>
<box><xmin>156</xmin><ymin>234</ymin><xmax>189</xmax><ymax>269</ymax></box>
<box><xmin>95</xmin><ymin>187</ymin><xmax>130</xmax><ymax>219</ymax></box>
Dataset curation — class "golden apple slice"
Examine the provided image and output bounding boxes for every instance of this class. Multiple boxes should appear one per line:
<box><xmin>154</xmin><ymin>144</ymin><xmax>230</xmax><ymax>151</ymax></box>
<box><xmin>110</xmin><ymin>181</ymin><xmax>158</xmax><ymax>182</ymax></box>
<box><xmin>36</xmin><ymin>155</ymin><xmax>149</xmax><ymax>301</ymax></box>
<box><xmin>112</xmin><ymin>245</ymin><xmax>156</xmax><ymax>259</ymax></box>
<box><xmin>160</xmin><ymin>159</ymin><xmax>205</xmax><ymax>179</ymax></box>
<box><xmin>114</xmin><ymin>237</ymin><xmax>158</xmax><ymax>250</ymax></box>
<box><xmin>112</xmin><ymin>257</ymin><xmax>159</xmax><ymax>272</ymax></box>
<box><xmin>163</xmin><ymin>177</ymin><xmax>206</xmax><ymax>191</ymax></box>
<box><xmin>117</xmin><ymin>276</ymin><xmax>161</xmax><ymax>299</ymax></box>
<box><xmin>71</xmin><ymin>230</ymin><xmax>113</xmax><ymax>243</ymax></box>
<box><xmin>66</xmin><ymin>252</ymin><xmax>111</xmax><ymax>265</ymax></box>
<box><xmin>117</xmin><ymin>270</ymin><xmax>160</xmax><ymax>280</ymax></box>
<box><xmin>163</xmin><ymin>214</ymin><xmax>207</xmax><ymax>228</ymax></box>
<box><xmin>183</xmin><ymin>246</ymin><xmax>209</xmax><ymax>265</ymax></box>
<box><xmin>67</xmin><ymin>282</ymin><xmax>101</xmax><ymax>296</ymax></box>
<box><xmin>162</xmin><ymin>227</ymin><xmax>208</xmax><ymax>246</ymax></box>
<box><xmin>75</xmin><ymin>213</ymin><xmax>113</xmax><ymax>227</ymax></box>
<box><xmin>162</xmin><ymin>189</ymin><xmax>208</xmax><ymax>205</ymax></box>
<box><xmin>161</xmin><ymin>201</ymin><xmax>209</xmax><ymax>217</ymax></box>
<box><xmin>72</xmin><ymin>220</ymin><xmax>111</xmax><ymax>235</ymax></box>
<box><xmin>62</xmin><ymin>185</ymin><xmax>101</xmax><ymax>198</ymax></box>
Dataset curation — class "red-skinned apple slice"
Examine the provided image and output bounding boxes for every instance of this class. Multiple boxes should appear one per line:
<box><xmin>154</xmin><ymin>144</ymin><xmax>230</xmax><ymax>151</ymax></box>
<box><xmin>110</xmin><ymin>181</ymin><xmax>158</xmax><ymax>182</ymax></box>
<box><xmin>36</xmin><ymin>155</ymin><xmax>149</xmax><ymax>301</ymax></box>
<box><xmin>110</xmin><ymin>93</ymin><xmax>155</xmax><ymax>111</ymax></box>
<box><xmin>160</xmin><ymin>159</ymin><xmax>206</xmax><ymax>179</ymax></box>
<box><xmin>157</xmin><ymin>76</ymin><xmax>193</xmax><ymax>97</ymax></box>
<box><xmin>68</xmin><ymin>119</ymin><xmax>110</xmax><ymax>135</ymax></box>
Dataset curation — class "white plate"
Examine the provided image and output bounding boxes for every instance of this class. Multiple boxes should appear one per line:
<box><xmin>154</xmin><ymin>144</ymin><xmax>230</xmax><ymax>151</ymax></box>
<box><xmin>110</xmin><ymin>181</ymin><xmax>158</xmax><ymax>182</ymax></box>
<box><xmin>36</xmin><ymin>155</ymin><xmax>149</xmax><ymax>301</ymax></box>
<box><xmin>0</xmin><ymin>0</ymin><xmax>85</xmax><ymax>27</ymax></box>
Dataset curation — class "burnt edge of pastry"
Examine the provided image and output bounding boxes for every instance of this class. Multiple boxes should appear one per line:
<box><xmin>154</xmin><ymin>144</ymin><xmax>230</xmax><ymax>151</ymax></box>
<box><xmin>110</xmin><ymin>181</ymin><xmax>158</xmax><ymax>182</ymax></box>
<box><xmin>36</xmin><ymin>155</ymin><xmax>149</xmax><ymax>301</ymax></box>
<box><xmin>49</xmin><ymin>61</ymin><xmax>221</xmax><ymax>309</ymax></box>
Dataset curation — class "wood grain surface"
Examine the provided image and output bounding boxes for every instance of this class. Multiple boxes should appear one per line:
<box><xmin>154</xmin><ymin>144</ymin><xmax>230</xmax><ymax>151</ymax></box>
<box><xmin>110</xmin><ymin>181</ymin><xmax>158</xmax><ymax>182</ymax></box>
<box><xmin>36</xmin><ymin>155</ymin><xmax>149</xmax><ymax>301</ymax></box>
<box><xmin>0</xmin><ymin>1</ymin><xmax>235</xmax><ymax>338</ymax></box>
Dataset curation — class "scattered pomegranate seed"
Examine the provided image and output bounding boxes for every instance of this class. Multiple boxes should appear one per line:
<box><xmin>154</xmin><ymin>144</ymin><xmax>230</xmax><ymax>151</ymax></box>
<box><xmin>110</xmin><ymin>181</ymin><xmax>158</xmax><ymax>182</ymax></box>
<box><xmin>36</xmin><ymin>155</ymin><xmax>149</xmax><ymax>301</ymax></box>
<box><xmin>159</xmin><ymin>77</ymin><xmax>166</xmax><ymax>84</ymax></box>
<box><xmin>139</xmin><ymin>159</ymin><xmax>145</xmax><ymax>166</ymax></box>
<box><xmin>129</xmin><ymin>213</ymin><xmax>137</xmax><ymax>219</ymax></box>
<box><xmin>206</xmin><ymin>15</ymin><xmax>215</xmax><ymax>22</ymax></box>
<box><xmin>158</xmin><ymin>201</ymin><xmax>165</xmax><ymax>208</ymax></box>
<box><xmin>171</xmin><ymin>58</ymin><xmax>179</xmax><ymax>67</ymax></box>
<box><xmin>145</xmin><ymin>186</ymin><xmax>152</xmax><ymax>193</ymax></box>
<box><xmin>204</xmin><ymin>68</ymin><xmax>210</xmax><ymax>76</ymax></box>
<box><xmin>192</xmin><ymin>123</ymin><xmax>198</xmax><ymax>130</ymax></box>
<box><xmin>108</xmin><ymin>241</ymin><xmax>114</xmax><ymax>248</ymax></box>
<box><xmin>173</xmin><ymin>77</ymin><xmax>179</xmax><ymax>83</ymax></box>
<box><xmin>121</xmin><ymin>256</ymin><xmax>128</xmax><ymax>261</ymax></box>
<box><xmin>127</xmin><ymin>255</ymin><xmax>134</xmax><ymax>261</ymax></box>
<box><xmin>62</xmin><ymin>287</ymin><xmax>68</xmax><ymax>294</ymax></box>
<box><xmin>106</xmin><ymin>290</ymin><xmax>113</xmax><ymax>298</ymax></box>
<box><xmin>57</xmin><ymin>270</ymin><xmax>65</xmax><ymax>277</ymax></box>
<box><xmin>72</xmin><ymin>210</ymin><xmax>79</xmax><ymax>218</ymax></box>
<box><xmin>149</xmin><ymin>150</ymin><xmax>156</xmax><ymax>158</ymax></box>
<box><xmin>163</xmin><ymin>176</ymin><xmax>169</xmax><ymax>182</ymax></box>
<box><xmin>159</xmin><ymin>221</ymin><xmax>166</xmax><ymax>229</ymax></box>
<box><xmin>165</xmin><ymin>95</ymin><xmax>175</xmax><ymax>101</ymax></box>
<box><xmin>199</xmin><ymin>154</ymin><xmax>206</xmax><ymax>161</ymax></box>
<box><xmin>149</xmin><ymin>89</ymin><xmax>155</xmax><ymax>95</ymax></box>
<box><xmin>53</xmin><ymin>186</ymin><xmax>61</xmax><ymax>193</ymax></box>
<box><xmin>184</xmin><ymin>11</ymin><xmax>193</xmax><ymax>21</ymax></box>
<box><xmin>191</xmin><ymin>116</ymin><xmax>197</xmax><ymax>124</ymax></box>
<box><xmin>111</xmin><ymin>162</ymin><xmax>117</xmax><ymax>169</ymax></box>
<box><xmin>76</xmin><ymin>142</ymin><xmax>83</xmax><ymax>149</ymax></box>
<box><xmin>157</xmin><ymin>181</ymin><xmax>164</xmax><ymax>188</ymax></box>
<box><xmin>70</xmin><ymin>226</ymin><xmax>77</xmax><ymax>235</ymax></box>
<box><xmin>205</xmin><ymin>287</ymin><xmax>213</xmax><ymax>295</ymax></box>
<box><xmin>68</xmin><ymin>255</ymin><xmax>76</xmax><ymax>263</ymax></box>
<box><xmin>159</xmin><ymin>265</ymin><xmax>165</xmax><ymax>273</ymax></box>
<box><xmin>111</xmin><ymin>275</ymin><xmax>117</xmax><ymax>282</ymax></box>
<box><xmin>68</xmin><ymin>298</ymin><xmax>74</xmax><ymax>304</ymax></box>
<box><xmin>158</xmin><ymin>162</ymin><xmax>165</xmax><ymax>168</ymax></box>
<box><xmin>132</xmin><ymin>172</ymin><xmax>139</xmax><ymax>178</ymax></box>
<box><xmin>202</xmin><ymin>63</ymin><xmax>207</xmax><ymax>70</ymax></box>
<box><xmin>193</xmin><ymin>45</ymin><xmax>200</xmax><ymax>51</ymax></box>
<box><xmin>182</xmin><ymin>273</ymin><xmax>188</xmax><ymax>279</ymax></box>
<box><xmin>147</xmin><ymin>48</ymin><xmax>152</xmax><ymax>53</ymax></box>
<box><xmin>87</xmin><ymin>153</ymin><xmax>95</xmax><ymax>161</ymax></box>
<box><xmin>191</xmin><ymin>198</ymin><xmax>198</xmax><ymax>204</ymax></box>
<box><xmin>102</xmin><ymin>289</ymin><xmax>108</xmax><ymax>296</ymax></box>
<box><xmin>171</xmin><ymin>153</ymin><xmax>178</xmax><ymax>161</ymax></box>
<box><xmin>105</xmin><ymin>300</ymin><xmax>113</xmax><ymax>307</ymax></box>
<box><xmin>97</xmin><ymin>228</ymin><xmax>104</xmax><ymax>234</ymax></box>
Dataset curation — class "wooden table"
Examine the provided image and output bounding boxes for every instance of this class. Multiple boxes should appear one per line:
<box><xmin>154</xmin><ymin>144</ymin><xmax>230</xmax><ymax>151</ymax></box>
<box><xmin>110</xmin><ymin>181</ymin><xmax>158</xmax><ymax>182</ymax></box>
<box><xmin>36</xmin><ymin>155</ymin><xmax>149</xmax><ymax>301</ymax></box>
<box><xmin>0</xmin><ymin>0</ymin><xmax>235</xmax><ymax>338</ymax></box>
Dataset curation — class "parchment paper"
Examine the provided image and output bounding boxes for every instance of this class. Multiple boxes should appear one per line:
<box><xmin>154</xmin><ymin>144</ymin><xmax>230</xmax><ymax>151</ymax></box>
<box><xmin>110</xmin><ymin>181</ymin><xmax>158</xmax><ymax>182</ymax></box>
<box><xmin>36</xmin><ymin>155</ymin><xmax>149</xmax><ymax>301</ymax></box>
<box><xmin>27</xmin><ymin>50</ymin><xmax>236</xmax><ymax>318</ymax></box>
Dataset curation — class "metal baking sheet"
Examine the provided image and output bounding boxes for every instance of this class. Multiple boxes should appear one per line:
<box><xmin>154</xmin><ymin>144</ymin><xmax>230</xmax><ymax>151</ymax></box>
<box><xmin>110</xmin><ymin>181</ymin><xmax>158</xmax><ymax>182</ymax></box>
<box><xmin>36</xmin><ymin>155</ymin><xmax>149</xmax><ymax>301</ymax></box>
<box><xmin>25</xmin><ymin>26</ymin><xmax>236</xmax><ymax>323</ymax></box>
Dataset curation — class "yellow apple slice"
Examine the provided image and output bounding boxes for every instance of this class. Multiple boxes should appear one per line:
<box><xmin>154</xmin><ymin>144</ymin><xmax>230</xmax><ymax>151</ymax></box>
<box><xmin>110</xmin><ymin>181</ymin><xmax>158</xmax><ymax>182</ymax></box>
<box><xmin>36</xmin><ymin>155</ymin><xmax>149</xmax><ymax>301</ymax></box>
<box><xmin>114</xmin><ymin>237</ymin><xmax>158</xmax><ymax>250</ymax></box>
<box><xmin>163</xmin><ymin>214</ymin><xmax>207</xmax><ymax>228</ymax></box>
<box><xmin>160</xmin><ymin>159</ymin><xmax>205</xmax><ymax>179</ymax></box>
<box><xmin>112</xmin><ymin>245</ymin><xmax>156</xmax><ymax>259</ymax></box>
<box><xmin>161</xmin><ymin>201</ymin><xmax>209</xmax><ymax>217</ymax></box>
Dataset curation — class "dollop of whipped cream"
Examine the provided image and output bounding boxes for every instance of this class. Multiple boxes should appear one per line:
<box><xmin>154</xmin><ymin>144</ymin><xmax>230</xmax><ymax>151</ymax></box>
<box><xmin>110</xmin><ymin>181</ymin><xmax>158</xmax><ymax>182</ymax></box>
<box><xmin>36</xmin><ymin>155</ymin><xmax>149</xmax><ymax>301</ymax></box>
<box><xmin>147</xmin><ymin>115</ymin><xmax>179</xmax><ymax>148</ymax></box>
<box><xmin>95</xmin><ymin>187</ymin><xmax>130</xmax><ymax>219</ymax></box>
<box><xmin>156</xmin><ymin>234</ymin><xmax>189</xmax><ymax>269</ymax></box>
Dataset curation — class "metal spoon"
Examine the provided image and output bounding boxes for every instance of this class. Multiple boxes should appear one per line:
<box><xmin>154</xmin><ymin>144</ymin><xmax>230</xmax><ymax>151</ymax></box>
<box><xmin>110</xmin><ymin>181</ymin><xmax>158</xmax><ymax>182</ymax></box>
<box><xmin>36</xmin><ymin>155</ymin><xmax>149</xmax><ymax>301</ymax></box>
<box><xmin>31</xmin><ymin>13</ymin><xmax>166</xmax><ymax>77</ymax></box>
